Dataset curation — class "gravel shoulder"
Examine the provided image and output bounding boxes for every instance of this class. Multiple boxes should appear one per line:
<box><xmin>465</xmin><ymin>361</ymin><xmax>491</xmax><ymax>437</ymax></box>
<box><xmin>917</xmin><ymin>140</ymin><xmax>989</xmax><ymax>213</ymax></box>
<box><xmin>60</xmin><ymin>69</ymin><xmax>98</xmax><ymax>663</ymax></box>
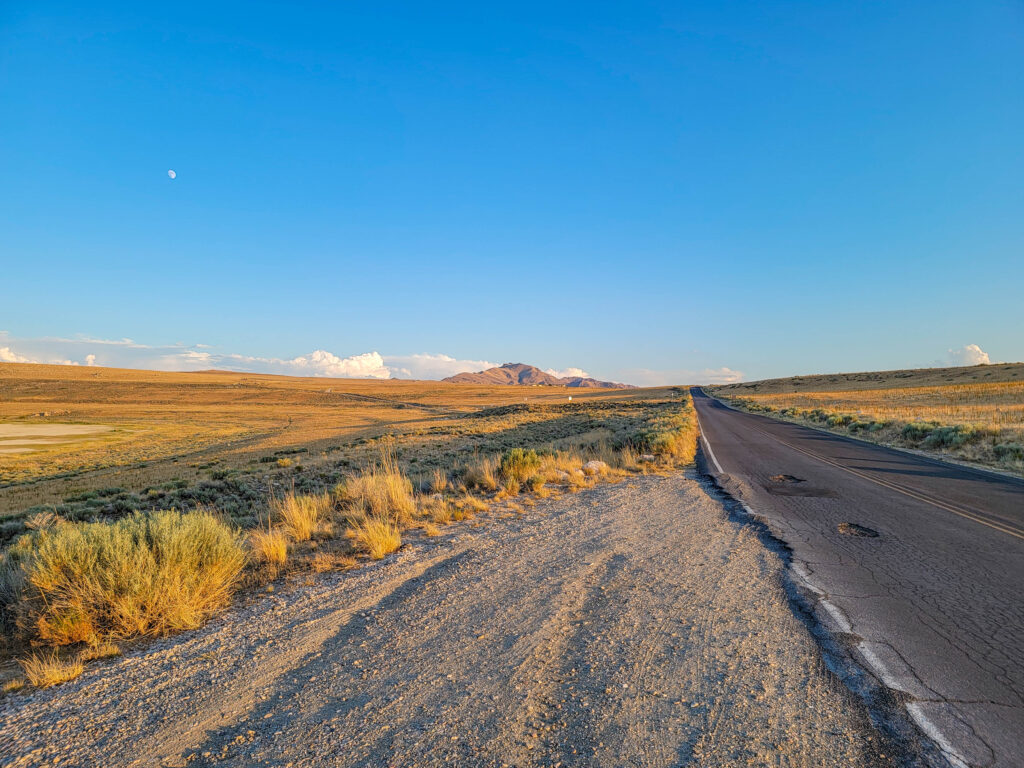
<box><xmin>1</xmin><ymin>472</ymin><xmax>899</xmax><ymax>767</ymax></box>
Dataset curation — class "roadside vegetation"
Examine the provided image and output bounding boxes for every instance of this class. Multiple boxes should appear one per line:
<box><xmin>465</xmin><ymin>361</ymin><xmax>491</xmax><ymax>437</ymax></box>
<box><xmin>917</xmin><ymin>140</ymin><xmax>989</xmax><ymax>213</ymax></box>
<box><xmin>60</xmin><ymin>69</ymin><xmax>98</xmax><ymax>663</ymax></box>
<box><xmin>715</xmin><ymin>382</ymin><xmax>1024</xmax><ymax>476</ymax></box>
<box><xmin>0</xmin><ymin>381</ymin><xmax>698</xmax><ymax>690</ymax></box>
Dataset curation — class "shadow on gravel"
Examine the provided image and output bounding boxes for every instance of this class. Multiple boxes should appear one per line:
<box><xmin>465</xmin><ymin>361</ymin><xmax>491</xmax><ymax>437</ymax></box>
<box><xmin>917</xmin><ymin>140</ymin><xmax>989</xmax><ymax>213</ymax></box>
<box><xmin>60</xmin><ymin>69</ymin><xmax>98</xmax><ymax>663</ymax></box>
<box><xmin>179</xmin><ymin>550</ymin><xmax>475</xmax><ymax>767</ymax></box>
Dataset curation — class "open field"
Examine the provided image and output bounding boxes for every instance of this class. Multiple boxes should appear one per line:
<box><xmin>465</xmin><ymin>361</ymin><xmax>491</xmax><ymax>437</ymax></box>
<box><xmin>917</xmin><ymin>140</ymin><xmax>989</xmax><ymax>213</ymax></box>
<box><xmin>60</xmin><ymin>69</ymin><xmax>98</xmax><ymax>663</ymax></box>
<box><xmin>0</xmin><ymin>362</ymin><xmax>668</xmax><ymax>517</ymax></box>
<box><xmin>0</xmin><ymin>362</ymin><xmax>695</xmax><ymax>679</ymax></box>
<box><xmin>709</xmin><ymin>363</ymin><xmax>1024</xmax><ymax>476</ymax></box>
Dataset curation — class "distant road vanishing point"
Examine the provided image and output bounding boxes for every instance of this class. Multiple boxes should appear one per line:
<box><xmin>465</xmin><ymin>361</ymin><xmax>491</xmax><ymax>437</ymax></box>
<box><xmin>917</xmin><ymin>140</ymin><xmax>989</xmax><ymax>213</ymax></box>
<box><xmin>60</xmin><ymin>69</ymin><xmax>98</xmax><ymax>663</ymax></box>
<box><xmin>692</xmin><ymin>387</ymin><xmax>1024</xmax><ymax>768</ymax></box>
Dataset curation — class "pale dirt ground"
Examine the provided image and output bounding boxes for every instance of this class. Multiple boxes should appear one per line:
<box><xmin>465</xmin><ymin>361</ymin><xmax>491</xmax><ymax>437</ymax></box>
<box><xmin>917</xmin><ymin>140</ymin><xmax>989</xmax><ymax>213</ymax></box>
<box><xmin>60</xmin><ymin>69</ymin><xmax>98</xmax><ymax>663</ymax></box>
<box><xmin>0</xmin><ymin>424</ymin><xmax>113</xmax><ymax>438</ymax></box>
<box><xmin>0</xmin><ymin>473</ymin><xmax>899</xmax><ymax>768</ymax></box>
<box><xmin>0</xmin><ymin>424</ymin><xmax>114</xmax><ymax>454</ymax></box>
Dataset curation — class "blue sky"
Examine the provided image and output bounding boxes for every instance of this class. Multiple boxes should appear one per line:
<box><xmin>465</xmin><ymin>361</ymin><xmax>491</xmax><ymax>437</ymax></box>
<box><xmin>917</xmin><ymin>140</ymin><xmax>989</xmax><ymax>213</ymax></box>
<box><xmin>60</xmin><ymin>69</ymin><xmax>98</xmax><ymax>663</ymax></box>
<box><xmin>2</xmin><ymin>1</ymin><xmax>1022</xmax><ymax>384</ymax></box>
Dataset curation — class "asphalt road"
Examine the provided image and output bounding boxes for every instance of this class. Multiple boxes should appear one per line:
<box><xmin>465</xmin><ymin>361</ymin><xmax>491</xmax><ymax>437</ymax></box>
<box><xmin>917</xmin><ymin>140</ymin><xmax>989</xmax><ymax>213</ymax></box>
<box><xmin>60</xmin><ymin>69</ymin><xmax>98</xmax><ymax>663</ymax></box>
<box><xmin>691</xmin><ymin>388</ymin><xmax>1024</xmax><ymax>768</ymax></box>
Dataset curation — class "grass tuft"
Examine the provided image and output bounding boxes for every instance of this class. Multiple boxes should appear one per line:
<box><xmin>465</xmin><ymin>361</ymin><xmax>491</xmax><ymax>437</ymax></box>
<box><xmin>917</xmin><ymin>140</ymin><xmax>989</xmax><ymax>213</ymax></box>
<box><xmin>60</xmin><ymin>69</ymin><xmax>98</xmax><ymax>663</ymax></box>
<box><xmin>248</xmin><ymin>524</ymin><xmax>289</xmax><ymax>567</ymax></box>
<box><xmin>462</xmin><ymin>456</ymin><xmax>499</xmax><ymax>491</ymax></box>
<box><xmin>271</xmin><ymin>491</ymin><xmax>332</xmax><ymax>542</ymax></box>
<box><xmin>430</xmin><ymin>468</ymin><xmax>450</xmax><ymax>493</ymax></box>
<box><xmin>79</xmin><ymin>641</ymin><xmax>121</xmax><ymax>662</ymax></box>
<box><xmin>340</xmin><ymin>450</ymin><xmax>416</xmax><ymax>526</ymax></box>
<box><xmin>20</xmin><ymin>651</ymin><xmax>84</xmax><ymax>688</ymax></box>
<box><xmin>311</xmin><ymin>552</ymin><xmax>356</xmax><ymax>572</ymax></box>
<box><xmin>349</xmin><ymin>517</ymin><xmax>402</xmax><ymax>559</ymax></box>
<box><xmin>3</xmin><ymin>677</ymin><xmax>26</xmax><ymax>693</ymax></box>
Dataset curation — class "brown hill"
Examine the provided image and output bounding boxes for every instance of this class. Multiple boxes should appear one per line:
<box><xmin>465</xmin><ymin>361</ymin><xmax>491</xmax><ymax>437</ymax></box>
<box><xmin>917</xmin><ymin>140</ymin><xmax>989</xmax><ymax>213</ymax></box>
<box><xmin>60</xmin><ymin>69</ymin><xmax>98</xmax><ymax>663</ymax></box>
<box><xmin>709</xmin><ymin>362</ymin><xmax>1024</xmax><ymax>395</ymax></box>
<box><xmin>443</xmin><ymin>363</ymin><xmax>634</xmax><ymax>389</ymax></box>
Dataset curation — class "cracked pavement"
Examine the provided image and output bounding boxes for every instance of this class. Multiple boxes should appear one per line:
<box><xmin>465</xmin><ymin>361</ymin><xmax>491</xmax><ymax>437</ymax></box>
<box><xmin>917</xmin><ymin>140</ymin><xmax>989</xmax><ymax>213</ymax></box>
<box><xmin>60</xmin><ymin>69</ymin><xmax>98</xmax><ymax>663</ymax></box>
<box><xmin>693</xmin><ymin>388</ymin><xmax>1024</xmax><ymax>768</ymax></box>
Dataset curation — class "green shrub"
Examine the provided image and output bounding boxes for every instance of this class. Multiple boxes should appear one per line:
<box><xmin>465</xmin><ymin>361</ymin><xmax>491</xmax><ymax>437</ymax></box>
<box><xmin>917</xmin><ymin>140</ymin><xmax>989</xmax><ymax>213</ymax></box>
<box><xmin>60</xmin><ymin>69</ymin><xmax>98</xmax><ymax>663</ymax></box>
<box><xmin>901</xmin><ymin>421</ymin><xmax>941</xmax><ymax>442</ymax></box>
<box><xmin>525</xmin><ymin>474</ymin><xmax>546</xmax><ymax>493</ymax></box>
<box><xmin>995</xmin><ymin>443</ymin><xmax>1024</xmax><ymax>461</ymax></box>
<box><xmin>632</xmin><ymin>398</ymin><xmax>698</xmax><ymax>462</ymax></box>
<box><xmin>499</xmin><ymin>448</ymin><xmax>542</xmax><ymax>483</ymax></box>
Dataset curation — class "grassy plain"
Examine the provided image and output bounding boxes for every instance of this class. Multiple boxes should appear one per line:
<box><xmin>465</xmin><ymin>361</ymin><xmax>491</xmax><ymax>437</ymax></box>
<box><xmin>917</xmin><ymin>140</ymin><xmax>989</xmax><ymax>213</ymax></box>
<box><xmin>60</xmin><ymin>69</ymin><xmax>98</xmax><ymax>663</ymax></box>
<box><xmin>710</xmin><ymin>363</ymin><xmax>1024</xmax><ymax>475</ymax></box>
<box><xmin>0</xmin><ymin>362</ymin><xmax>696</xmax><ymax>682</ymax></box>
<box><xmin>0</xmin><ymin>362</ymin><xmax>664</xmax><ymax>517</ymax></box>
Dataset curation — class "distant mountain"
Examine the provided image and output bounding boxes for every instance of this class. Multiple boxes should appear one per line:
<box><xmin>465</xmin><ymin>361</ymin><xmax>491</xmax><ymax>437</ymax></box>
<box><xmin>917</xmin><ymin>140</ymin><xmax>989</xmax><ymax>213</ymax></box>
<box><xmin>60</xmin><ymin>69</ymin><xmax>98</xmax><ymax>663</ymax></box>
<box><xmin>443</xmin><ymin>363</ymin><xmax>635</xmax><ymax>389</ymax></box>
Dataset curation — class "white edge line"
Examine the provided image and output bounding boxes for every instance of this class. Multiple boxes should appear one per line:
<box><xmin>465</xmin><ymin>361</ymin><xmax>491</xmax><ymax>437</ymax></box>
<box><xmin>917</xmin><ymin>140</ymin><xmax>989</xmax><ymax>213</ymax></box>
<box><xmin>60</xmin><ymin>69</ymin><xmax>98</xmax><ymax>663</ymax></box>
<box><xmin>905</xmin><ymin>703</ymin><xmax>971</xmax><ymax>768</ymax></box>
<box><xmin>791</xmin><ymin>562</ymin><xmax>824</xmax><ymax>596</ymax></box>
<box><xmin>791</xmin><ymin>561</ymin><xmax>811</xmax><ymax>580</ymax></box>
<box><xmin>857</xmin><ymin>642</ymin><xmax>905</xmax><ymax>692</ymax></box>
<box><xmin>819</xmin><ymin>600</ymin><xmax>853</xmax><ymax>633</ymax></box>
<box><xmin>694</xmin><ymin>412</ymin><xmax>724</xmax><ymax>473</ymax></box>
<box><xmin>702</xmin><ymin>400</ymin><xmax>972</xmax><ymax>768</ymax></box>
<box><xmin>863</xmin><ymin>649</ymin><xmax>973</xmax><ymax>767</ymax></box>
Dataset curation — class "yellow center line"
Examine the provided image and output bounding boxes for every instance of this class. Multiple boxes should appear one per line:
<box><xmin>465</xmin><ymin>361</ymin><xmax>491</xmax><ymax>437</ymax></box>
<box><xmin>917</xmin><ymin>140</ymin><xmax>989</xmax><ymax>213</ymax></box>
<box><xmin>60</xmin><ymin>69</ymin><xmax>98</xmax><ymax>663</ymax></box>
<box><xmin>702</xmin><ymin>404</ymin><xmax>1024</xmax><ymax>542</ymax></box>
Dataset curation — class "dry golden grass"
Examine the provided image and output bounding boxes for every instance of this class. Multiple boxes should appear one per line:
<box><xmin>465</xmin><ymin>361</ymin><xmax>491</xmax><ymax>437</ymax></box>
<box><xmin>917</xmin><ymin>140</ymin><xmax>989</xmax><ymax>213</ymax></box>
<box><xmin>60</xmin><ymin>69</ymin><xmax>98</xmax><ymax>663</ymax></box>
<box><xmin>339</xmin><ymin>449</ymin><xmax>417</xmax><ymax>525</ymax></box>
<box><xmin>249</xmin><ymin>525</ymin><xmax>289</xmax><ymax>567</ymax></box>
<box><xmin>3</xmin><ymin>509</ymin><xmax>245</xmax><ymax>646</ymax></box>
<box><xmin>1</xmin><ymin>361</ymin><xmax>646</xmax><ymax>514</ymax></box>
<box><xmin>271</xmin><ymin>491</ymin><xmax>331</xmax><ymax>542</ymax></box>
<box><xmin>724</xmin><ymin>382</ymin><xmax>1024</xmax><ymax>426</ymax></box>
<box><xmin>311</xmin><ymin>552</ymin><xmax>356</xmax><ymax>572</ymax></box>
<box><xmin>20</xmin><ymin>651</ymin><xmax>84</xmax><ymax>688</ymax></box>
<box><xmin>456</xmin><ymin>494</ymin><xmax>489</xmax><ymax>515</ymax></box>
<box><xmin>430</xmin><ymin>468</ymin><xmax>449</xmax><ymax>493</ymax></box>
<box><xmin>462</xmin><ymin>456</ymin><xmax>499</xmax><ymax>492</ymax></box>
<box><xmin>79</xmin><ymin>641</ymin><xmax>121</xmax><ymax>662</ymax></box>
<box><xmin>349</xmin><ymin>516</ymin><xmax>402</xmax><ymax>559</ymax></box>
<box><xmin>422</xmin><ymin>497</ymin><xmax>453</xmax><ymax>524</ymax></box>
<box><xmin>3</xmin><ymin>677</ymin><xmax>26</xmax><ymax>693</ymax></box>
<box><xmin>712</xmin><ymin>362</ymin><xmax>1024</xmax><ymax>395</ymax></box>
<box><xmin>1</xmin><ymin>363</ymin><xmax>700</xmax><ymax>657</ymax></box>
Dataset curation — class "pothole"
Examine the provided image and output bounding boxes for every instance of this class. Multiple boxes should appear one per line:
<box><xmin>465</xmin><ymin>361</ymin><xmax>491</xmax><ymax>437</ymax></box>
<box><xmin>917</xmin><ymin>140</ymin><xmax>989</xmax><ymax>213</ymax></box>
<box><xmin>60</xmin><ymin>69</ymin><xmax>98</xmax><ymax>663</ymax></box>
<box><xmin>838</xmin><ymin>522</ymin><xmax>880</xmax><ymax>538</ymax></box>
<box><xmin>770</xmin><ymin>474</ymin><xmax>805</xmax><ymax>483</ymax></box>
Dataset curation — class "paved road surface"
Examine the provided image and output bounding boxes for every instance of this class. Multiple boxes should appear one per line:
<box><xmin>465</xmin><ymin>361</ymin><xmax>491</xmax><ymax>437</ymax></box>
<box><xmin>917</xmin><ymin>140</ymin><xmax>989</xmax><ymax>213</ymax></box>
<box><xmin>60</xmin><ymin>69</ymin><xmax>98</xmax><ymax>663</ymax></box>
<box><xmin>692</xmin><ymin>387</ymin><xmax>1024</xmax><ymax>768</ymax></box>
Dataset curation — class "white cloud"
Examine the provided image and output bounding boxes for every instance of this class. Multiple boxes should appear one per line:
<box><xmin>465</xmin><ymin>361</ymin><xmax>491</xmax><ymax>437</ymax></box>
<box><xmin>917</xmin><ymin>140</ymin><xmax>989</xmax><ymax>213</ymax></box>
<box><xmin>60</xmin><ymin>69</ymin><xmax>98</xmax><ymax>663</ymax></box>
<box><xmin>0</xmin><ymin>335</ymin><xmax>505</xmax><ymax>381</ymax></box>
<box><xmin>153</xmin><ymin>349</ymin><xmax>215</xmax><ymax>371</ymax></box>
<box><xmin>383</xmin><ymin>353</ymin><xmax>498</xmax><ymax>380</ymax></box>
<box><xmin>622</xmin><ymin>366</ymin><xmax>745</xmax><ymax>387</ymax></box>
<box><xmin>139</xmin><ymin>347</ymin><xmax>393</xmax><ymax>378</ymax></box>
<box><xmin>0</xmin><ymin>343</ymin><xmax>78</xmax><ymax>366</ymax></box>
<box><xmin>285</xmin><ymin>350</ymin><xmax>391</xmax><ymax>379</ymax></box>
<box><xmin>947</xmin><ymin>344</ymin><xmax>991</xmax><ymax>366</ymax></box>
<box><xmin>703</xmin><ymin>367</ymin><xmax>745</xmax><ymax>384</ymax></box>
<box><xmin>41</xmin><ymin>335</ymin><xmax>153</xmax><ymax>348</ymax></box>
<box><xmin>4</xmin><ymin>331</ymin><xmax>739</xmax><ymax>386</ymax></box>
<box><xmin>545</xmin><ymin>367</ymin><xmax>590</xmax><ymax>379</ymax></box>
<box><xmin>0</xmin><ymin>346</ymin><xmax>33</xmax><ymax>363</ymax></box>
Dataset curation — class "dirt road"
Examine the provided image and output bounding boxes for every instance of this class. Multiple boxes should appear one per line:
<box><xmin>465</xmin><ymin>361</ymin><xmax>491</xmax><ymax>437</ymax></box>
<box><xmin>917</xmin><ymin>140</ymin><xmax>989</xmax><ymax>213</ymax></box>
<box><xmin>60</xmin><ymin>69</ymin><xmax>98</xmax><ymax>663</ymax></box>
<box><xmin>1</xmin><ymin>473</ymin><xmax>900</xmax><ymax>767</ymax></box>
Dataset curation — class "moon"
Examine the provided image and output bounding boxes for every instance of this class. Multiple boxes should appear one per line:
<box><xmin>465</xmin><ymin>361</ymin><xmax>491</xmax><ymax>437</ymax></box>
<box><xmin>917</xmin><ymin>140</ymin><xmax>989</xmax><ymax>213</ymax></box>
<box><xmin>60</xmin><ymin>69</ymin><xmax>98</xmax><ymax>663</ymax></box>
<box><xmin>167</xmin><ymin>170</ymin><xmax>176</xmax><ymax>179</ymax></box>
